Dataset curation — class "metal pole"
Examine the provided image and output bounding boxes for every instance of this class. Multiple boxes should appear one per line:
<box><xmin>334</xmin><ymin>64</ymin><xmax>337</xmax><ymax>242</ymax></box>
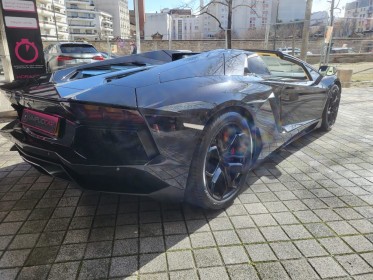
<box><xmin>264</xmin><ymin>22</ymin><xmax>270</xmax><ymax>49</ymax></box>
<box><xmin>168</xmin><ymin>14</ymin><xmax>172</xmax><ymax>50</ymax></box>
<box><xmin>134</xmin><ymin>0</ymin><xmax>141</xmax><ymax>53</ymax></box>
<box><xmin>225</xmin><ymin>29</ymin><xmax>228</xmax><ymax>49</ymax></box>
<box><xmin>300</xmin><ymin>0</ymin><xmax>313</xmax><ymax>60</ymax></box>
<box><xmin>52</xmin><ymin>0</ymin><xmax>59</xmax><ymax>41</ymax></box>
<box><xmin>273</xmin><ymin>1</ymin><xmax>279</xmax><ymax>50</ymax></box>
<box><xmin>325</xmin><ymin>0</ymin><xmax>335</xmax><ymax>64</ymax></box>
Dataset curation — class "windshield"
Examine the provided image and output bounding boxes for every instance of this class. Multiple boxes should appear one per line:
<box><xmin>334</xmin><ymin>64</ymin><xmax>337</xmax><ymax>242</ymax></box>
<box><xmin>60</xmin><ymin>44</ymin><xmax>98</xmax><ymax>54</ymax></box>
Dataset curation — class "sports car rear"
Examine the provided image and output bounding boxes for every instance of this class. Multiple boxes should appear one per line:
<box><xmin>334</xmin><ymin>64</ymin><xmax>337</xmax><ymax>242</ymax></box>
<box><xmin>0</xmin><ymin>76</ymin><xmax>184</xmax><ymax>201</ymax></box>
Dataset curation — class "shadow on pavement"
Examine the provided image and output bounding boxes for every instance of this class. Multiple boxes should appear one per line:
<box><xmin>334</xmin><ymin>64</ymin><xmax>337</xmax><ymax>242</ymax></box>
<box><xmin>0</xmin><ymin>128</ymin><xmax>326</xmax><ymax>278</ymax></box>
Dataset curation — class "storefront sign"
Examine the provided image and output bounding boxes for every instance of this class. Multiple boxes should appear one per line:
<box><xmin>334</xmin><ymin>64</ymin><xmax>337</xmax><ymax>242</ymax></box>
<box><xmin>1</xmin><ymin>0</ymin><xmax>46</xmax><ymax>80</ymax></box>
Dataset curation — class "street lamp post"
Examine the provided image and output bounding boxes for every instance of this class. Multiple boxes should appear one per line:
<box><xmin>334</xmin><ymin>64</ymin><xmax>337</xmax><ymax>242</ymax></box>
<box><xmin>134</xmin><ymin>0</ymin><xmax>141</xmax><ymax>53</ymax></box>
<box><xmin>51</xmin><ymin>0</ymin><xmax>59</xmax><ymax>41</ymax></box>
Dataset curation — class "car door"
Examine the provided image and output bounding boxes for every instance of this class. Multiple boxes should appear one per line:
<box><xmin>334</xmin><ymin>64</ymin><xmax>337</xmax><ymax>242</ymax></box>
<box><xmin>261</xmin><ymin>55</ymin><xmax>327</xmax><ymax>129</ymax></box>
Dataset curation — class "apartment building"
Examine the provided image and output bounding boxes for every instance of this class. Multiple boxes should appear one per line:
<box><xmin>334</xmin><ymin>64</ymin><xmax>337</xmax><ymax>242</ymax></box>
<box><xmin>345</xmin><ymin>0</ymin><xmax>373</xmax><ymax>33</ymax></box>
<box><xmin>94</xmin><ymin>0</ymin><xmax>131</xmax><ymax>39</ymax></box>
<box><xmin>65</xmin><ymin>0</ymin><xmax>114</xmax><ymax>41</ymax></box>
<box><xmin>36</xmin><ymin>0</ymin><xmax>69</xmax><ymax>41</ymax></box>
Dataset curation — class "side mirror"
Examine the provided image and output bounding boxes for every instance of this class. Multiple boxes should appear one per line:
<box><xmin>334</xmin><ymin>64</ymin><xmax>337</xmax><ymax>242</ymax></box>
<box><xmin>319</xmin><ymin>65</ymin><xmax>337</xmax><ymax>76</ymax></box>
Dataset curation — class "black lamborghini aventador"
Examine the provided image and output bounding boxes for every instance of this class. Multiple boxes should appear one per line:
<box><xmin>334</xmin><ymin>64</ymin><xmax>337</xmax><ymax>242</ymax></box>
<box><xmin>0</xmin><ymin>49</ymin><xmax>341</xmax><ymax>209</ymax></box>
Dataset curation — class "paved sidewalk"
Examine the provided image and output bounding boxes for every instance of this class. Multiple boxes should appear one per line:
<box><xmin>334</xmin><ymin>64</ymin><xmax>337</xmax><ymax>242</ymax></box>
<box><xmin>0</xmin><ymin>88</ymin><xmax>372</xmax><ymax>280</ymax></box>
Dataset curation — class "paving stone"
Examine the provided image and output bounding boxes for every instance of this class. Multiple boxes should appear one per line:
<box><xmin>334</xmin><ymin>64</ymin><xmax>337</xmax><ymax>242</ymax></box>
<box><xmin>198</xmin><ymin>267</ymin><xmax>229</xmax><ymax>280</ymax></box>
<box><xmin>140</xmin><ymin>236</ymin><xmax>165</xmax><ymax>253</ymax></box>
<box><xmin>361</xmin><ymin>252</ymin><xmax>373</xmax><ymax>266</ymax></box>
<box><xmin>282</xmin><ymin>259</ymin><xmax>320</xmax><ymax>280</ymax></box>
<box><xmin>294</xmin><ymin>240</ymin><xmax>328</xmax><ymax>257</ymax></box>
<box><xmin>260</xmin><ymin>226</ymin><xmax>289</xmax><ymax>241</ymax></box>
<box><xmin>230</xmin><ymin>215</ymin><xmax>255</xmax><ymax>229</ymax></box>
<box><xmin>19</xmin><ymin>220</ymin><xmax>47</xmax><ymax>234</ymax></box>
<box><xmin>89</xmin><ymin>227</ymin><xmax>115</xmax><ymax>241</ymax></box>
<box><xmin>227</xmin><ymin>264</ymin><xmax>259</xmax><ymax>280</ymax></box>
<box><xmin>109</xmin><ymin>256</ymin><xmax>137</xmax><ymax>277</ymax></box>
<box><xmin>270</xmin><ymin>242</ymin><xmax>302</xmax><ymax>260</ymax></box>
<box><xmin>263</xmin><ymin>201</ymin><xmax>289</xmax><ymax>212</ymax></box>
<box><xmin>48</xmin><ymin>261</ymin><xmax>80</xmax><ymax>280</ymax></box>
<box><xmin>115</xmin><ymin>225</ymin><xmax>138</xmax><ymax>239</ymax></box>
<box><xmin>56</xmin><ymin>243</ymin><xmax>86</xmax><ymax>262</ymax></box>
<box><xmin>165</xmin><ymin>234</ymin><xmax>191</xmax><ymax>250</ymax></box>
<box><xmin>246</xmin><ymin>243</ymin><xmax>277</xmax><ymax>262</ymax></box>
<box><xmin>78</xmin><ymin>258</ymin><xmax>110</xmax><ymax>279</ymax></box>
<box><xmin>252</xmin><ymin>214</ymin><xmax>278</xmax><ymax>227</ymax></box>
<box><xmin>335</xmin><ymin>254</ymin><xmax>373</xmax><ymax>275</ymax></box>
<box><xmin>318</xmin><ymin>237</ymin><xmax>353</xmax><ymax>255</ymax></box>
<box><xmin>9</xmin><ymin>233</ymin><xmax>39</xmax><ymax>249</ymax></box>
<box><xmin>209</xmin><ymin>217</ymin><xmax>233</xmax><ymax>231</ymax></box>
<box><xmin>193</xmin><ymin>248</ymin><xmax>223</xmax><ymax>268</ymax></box>
<box><xmin>236</xmin><ymin>228</ymin><xmax>265</xmax><ymax>243</ymax></box>
<box><xmin>343</xmin><ymin>235</ymin><xmax>373</xmax><ymax>253</ymax></box>
<box><xmin>294</xmin><ymin>211</ymin><xmax>322</xmax><ymax>223</ymax></box>
<box><xmin>190</xmin><ymin>232</ymin><xmax>216</xmax><ymax>248</ymax></box>
<box><xmin>256</xmin><ymin>262</ymin><xmax>290</xmax><ymax>280</ymax></box>
<box><xmin>0</xmin><ymin>236</ymin><xmax>12</xmax><ymax>251</ymax></box>
<box><xmin>163</xmin><ymin>221</ymin><xmax>187</xmax><ymax>235</ymax></box>
<box><xmin>244</xmin><ymin>203</ymin><xmax>269</xmax><ymax>214</ymax></box>
<box><xmin>0</xmin><ymin>249</ymin><xmax>31</xmax><ymax>267</ymax></box>
<box><xmin>169</xmin><ymin>269</ymin><xmax>199</xmax><ymax>280</ymax></box>
<box><xmin>282</xmin><ymin>225</ymin><xmax>312</xmax><ymax>239</ymax></box>
<box><xmin>84</xmin><ymin>241</ymin><xmax>112</xmax><ymax>259</ymax></box>
<box><xmin>213</xmin><ymin>230</ymin><xmax>241</xmax><ymax>246</ymax></box>
<box><xmin>272</xmin><ymin>212</ymin><xmax>298</xmax><ymax>225</ymax></box>
<box><xmin>313</xmin><ymin>209</ymin><xmax>343</xmax><ymax>221</ymax></box>
<box><xmin>0</xmin><ymin>222</ymin><xmax>22</xmax><ymax>236</ymax></box>
<box><xmin>140</xmin><ymin>223</ymin><xmax>163</xmax><ymax>237</ymax></box>
<box><xmin>327</xmin><ymin>220</ymin><xmax>359</xmax><ymax>235</ymax></box>
<box><xmin>219</xmin><ymin>246</ymin><xmax>249</xmax><ymax>265</ymax></box>
<box><xmin>167</xmin><ymin>250</ymin><xmax>195</xmax><ymax>270</ymax></box>
<box><xmin>17</xmin><ymin>265</ymin><xmax>50</xmax><ymax>280</ymax></box>
<box><xmin>0</xmin><ymin>267</ymin><xmax>19</xmax><ymax>280</ymax></box>
<box><xmin>36</xmin><ymin>231</ymin><xmax>65</xmax><ymax>247</ymax></box>
<box><xmin>305</xmin><ymin>223</ymin><xmax>335</xmax><ymax>238</ymax></box>
<box><xmin>139</xmin><ymin>253</ymin><xmax>167</xmax><ymax>273</ymax></box>
<box><xmin>113</xmin><ymin>238</ymin><xmax>138</xmax><ymax>256</ymax></box>
<box><xmin>26</xmin><ymin>246</ymin><xmax>59</xmax><ymax>266</ymax></box>
<box><xmin>309</xmin><ymin>257</ymin><xmax>347</xmax><ymax>278</ymax></box>
<box><xmin>348</xmin><ymin>219</ymin><xmax>373</xmax><ymax>234</ymax></box>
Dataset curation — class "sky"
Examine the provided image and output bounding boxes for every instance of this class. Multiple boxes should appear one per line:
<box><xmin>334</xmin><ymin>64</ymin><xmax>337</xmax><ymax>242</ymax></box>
<box><xmin>128</xmin><ymin>0</ymin><xmax>351</xmax><ymax>16</ymax></box>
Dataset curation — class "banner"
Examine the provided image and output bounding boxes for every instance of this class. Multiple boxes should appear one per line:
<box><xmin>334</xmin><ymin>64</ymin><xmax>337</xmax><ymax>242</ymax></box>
<box><xmin>1</xmin><ymin>0</ymin><xmax>46</xmax><ymax>80</ymax></box>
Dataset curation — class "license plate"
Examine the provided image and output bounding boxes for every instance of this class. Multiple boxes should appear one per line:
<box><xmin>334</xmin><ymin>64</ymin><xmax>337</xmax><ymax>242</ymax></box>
<box><xmin>21</xmin><ymin>109</ymin><xmax>60</xmax><ymax>137</ymax></box>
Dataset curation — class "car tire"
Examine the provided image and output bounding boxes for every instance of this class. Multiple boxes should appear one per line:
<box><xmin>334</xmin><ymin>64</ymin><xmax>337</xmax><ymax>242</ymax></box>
<box><xmin>185</xmin><ymin>112</ymin><xmax>254</xmax><ymax>209</ymax></box>
<box><xmin>320</xmin><ymin>84</ymin><xmax>341</xmax><ymax>131</ymax></box>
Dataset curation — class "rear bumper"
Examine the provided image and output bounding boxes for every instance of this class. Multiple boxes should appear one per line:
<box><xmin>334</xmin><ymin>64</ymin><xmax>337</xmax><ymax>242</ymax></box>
<box><xmin>1</xmin><ymin>120</ymin><xmax>187</xmax><ymax>202</ymax></box>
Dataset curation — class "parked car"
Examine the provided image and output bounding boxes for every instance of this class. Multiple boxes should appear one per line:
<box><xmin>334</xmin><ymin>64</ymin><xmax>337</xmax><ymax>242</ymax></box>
<box><xmin>330</xmin><ymin>47</ymin><xmax>355</xmax><ymax>54</ymax></box>
<box><xmin>100</xmin><ymin>52</ymin><xmax>120</xmax><ymax>59</ymax></box>
<box><xmin>0</xmin><ymin>49</ymin><xmax>341</xmax><ymax>209</ymax></box>
<box><xmin>44</xmin><ymin>42</ymin><xmax>104</xmax><ymax>72</ymax></box>
<box><xmin>277</xmin><ymin>47</ymin><xmax>313</xmax><ymax>56</ymax></box>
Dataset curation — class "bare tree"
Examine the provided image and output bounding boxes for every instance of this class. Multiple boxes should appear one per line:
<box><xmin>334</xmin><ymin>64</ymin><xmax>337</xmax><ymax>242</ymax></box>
<box><xmin>188</xmin><ymin>0</ymin><xmax>259</xmax><ymax>48</ymax></box>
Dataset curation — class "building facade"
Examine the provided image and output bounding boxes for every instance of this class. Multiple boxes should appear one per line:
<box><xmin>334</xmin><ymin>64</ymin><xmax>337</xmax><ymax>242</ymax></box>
<box><xmin>94</xmin><ymin>0</ymin><xmax>131</xmax><ymax>39</ymax></box>
<box><xmin>345</xmin><ymin>0</ymin><xmax>373</xmax><ymax>33</ymax></box>
<box><xmin>36</xmin><ymin>0</ymin><xmax>69</xmax><ymax>41</ymax></box>
<box><xmin>65</xmin><ymin>0</ymin><xmax>114</xmax><ymax>41</ymax></box>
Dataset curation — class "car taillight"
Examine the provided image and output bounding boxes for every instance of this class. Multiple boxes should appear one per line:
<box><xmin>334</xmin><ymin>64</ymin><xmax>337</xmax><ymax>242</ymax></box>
<box><xmin>57</xmin><ymin>55</ymin><xmax>73</xmax><ymax>61</ymax></box>
<box><xmin>92</xmin><ymin>56</ymin><xmax>104</xmax><ymax>61</ymax></box>
<box><xmin>67</xmin><ymin>103</ymin><xmax>145</xmax><ymax>125</ymax></box>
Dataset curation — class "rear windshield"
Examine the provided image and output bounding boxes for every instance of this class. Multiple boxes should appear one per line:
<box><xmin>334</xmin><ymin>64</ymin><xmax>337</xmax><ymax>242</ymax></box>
<box><xmin>60</xmin><ymin>44</ymin><xmax>98</xmax><ymax>54</ymax></box>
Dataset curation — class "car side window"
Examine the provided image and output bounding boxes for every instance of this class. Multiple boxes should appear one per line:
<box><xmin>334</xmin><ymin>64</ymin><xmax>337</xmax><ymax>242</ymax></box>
<box><xmin>245</xmin><ymin>55</ymin><xmax>271</xmax><ymax>76</ymax></box>
<box><xmin>261</xmin><ymin>55</ymin><xmax>310</xmax><ymax>81</ymax></box>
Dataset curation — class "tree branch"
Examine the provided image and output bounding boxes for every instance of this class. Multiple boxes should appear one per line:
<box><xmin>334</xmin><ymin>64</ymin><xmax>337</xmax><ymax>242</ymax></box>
<box><xmin>200</xmin><ymin>10</ymin><xmax>225</xmax><ymax>30</ymax></box>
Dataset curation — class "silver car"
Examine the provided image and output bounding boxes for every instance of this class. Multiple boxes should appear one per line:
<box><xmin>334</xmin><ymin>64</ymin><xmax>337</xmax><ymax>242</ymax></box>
<box><xmin>44</xmin><ymin>42</ymin><xmax>104</xmax><ymax>72</ymax></box>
